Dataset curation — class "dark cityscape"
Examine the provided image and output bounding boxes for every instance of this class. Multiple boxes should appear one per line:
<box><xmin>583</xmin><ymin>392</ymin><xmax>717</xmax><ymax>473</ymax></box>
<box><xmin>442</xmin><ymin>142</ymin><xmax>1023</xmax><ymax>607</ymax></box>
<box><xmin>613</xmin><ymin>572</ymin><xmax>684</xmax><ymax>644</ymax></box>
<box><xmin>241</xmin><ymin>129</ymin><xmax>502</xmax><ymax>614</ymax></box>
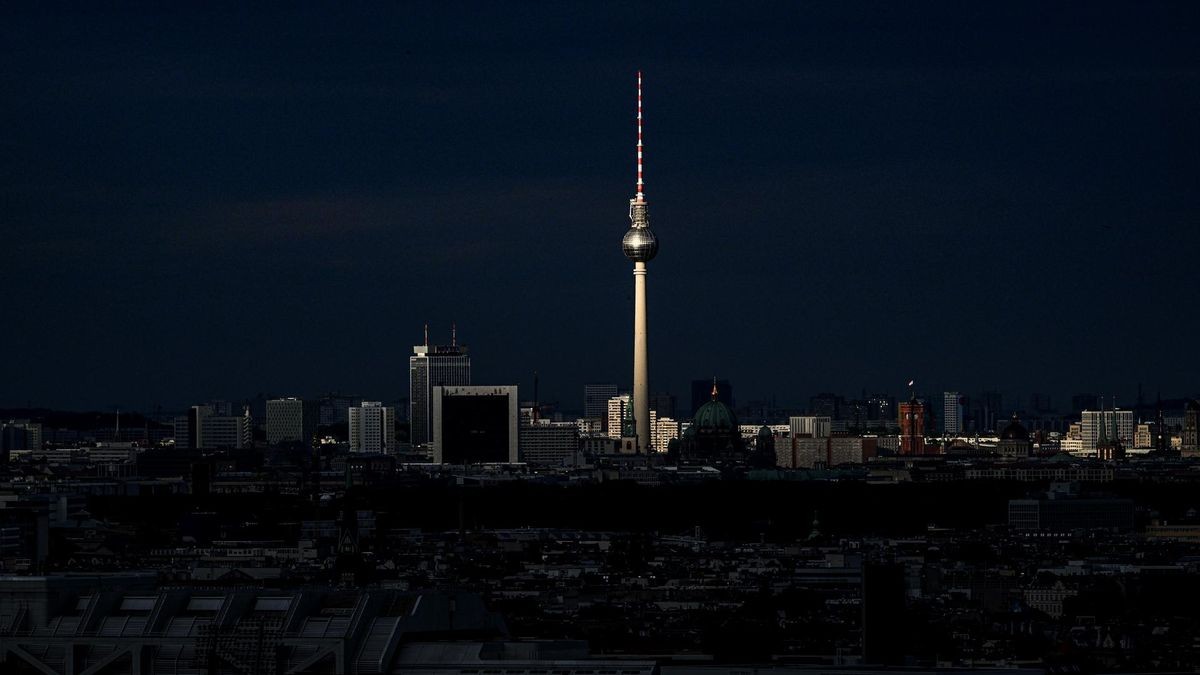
<box><xmin>2</xmin><ymin>3</ymin><xmax>1200</xmax><ymax>675</ymax></box>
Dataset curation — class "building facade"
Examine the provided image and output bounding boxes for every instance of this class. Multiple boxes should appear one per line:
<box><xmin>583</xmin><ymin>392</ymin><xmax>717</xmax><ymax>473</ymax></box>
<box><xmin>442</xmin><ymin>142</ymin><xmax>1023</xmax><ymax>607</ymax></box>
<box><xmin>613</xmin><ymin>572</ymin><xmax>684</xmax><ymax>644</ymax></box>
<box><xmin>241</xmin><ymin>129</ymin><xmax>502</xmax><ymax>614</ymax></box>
<box><xmin>409</xmin><ymin>338</ymin><xmax>471</xmax><ymax>446</ymax></box>
<box><xmin>348</xmin><ymin>401</ymin><xmax>395</xmax><ymax>454</ymax></box>
<box><xmin>432</xmin><ymin>386</ymin><xmax>518</xmax><ymax>464</ymax></box>
<box><xmin>265</xmin><ymin>397</ymin><xmax>320</xmax><ymax>447</ymax></box>
<box><xmin>942</xmin><ymin>391</ymin><xmax>964</xmax><ymax>435</ymax></box>
<box><xmin>1080</xmin><ymin>409</ymin><xmax>1134</xmax><ymax>452</ymax></box>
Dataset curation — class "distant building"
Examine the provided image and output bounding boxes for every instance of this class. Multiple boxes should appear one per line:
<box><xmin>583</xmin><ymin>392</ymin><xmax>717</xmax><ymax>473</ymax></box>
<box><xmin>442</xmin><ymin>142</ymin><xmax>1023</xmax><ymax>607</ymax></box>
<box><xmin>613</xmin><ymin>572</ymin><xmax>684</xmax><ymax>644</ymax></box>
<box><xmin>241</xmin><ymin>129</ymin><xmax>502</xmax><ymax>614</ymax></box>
<box><xmin>809</xmin><ymin>392</ymin><xmax>842</xmax><ymax>419</ymax></box>
<box><xmin>1</xmin><ymin>420</ymin><xmax>42</xmax><ymax>457</ymax></box>
<box><xmin>584</xmin><ymin>383</ymin><xmax>618</xmax><ymax>423</ymax></box>
<box><xmin>997</xmin><ymin>414</ymin><xmax>1034</xmax><ymax>458</ymax></box>
<box><xmin>1009</xmin><ymin>494</ymin><xmax>1134</xmax><ymax>532</ymax></box>
<box><xmin>606</xmin><ymin>394</ymin><xmax>631</xmax><ymax>439</ymax></box>
<box><xmin>789</xmin><ymin>416</ymin><xmax>831</xmax><ymax>439</ymax></box>
<box><xmin>519</xmin><ymin>421</ymin><xmax>580</xmax><ymax>465</ymax></box>
<box><xmin>348</xmin><ymin>401</ymin><xmax>396</xmax><ymax>454</ymax></box>
<box><xmin>865</xmin><ymin>394</ymin><xmax>895</xmax><ymax>422</ymax></box>
<box><xmin>942</xmin><ymin>391</ymin><xmax>964</xmax><ymax>435</ymax></box>
<box><xmin>410</xmin><ymin>329</ymin><xmax>471</xmax><ymax>446</ymax></box>
<box><xmin>1183</xmin><ymin>400</ymin><xmax>1200</xmax><ymax>456</ymax></box>
<box><xmin>265</xmin><ymin>397</ymin><xmax>320</xmax><ymax>447</ymax></box>
<box><xmin>433</xmin><ymin>385</ymin><xmax>518</xmax><ymax>464</ymax></box>
<box><xmin>318</xmin><ymin>393</ymin><xmax>358</xmax><ymax>425</ymax></box>
<box><xmin>649</xmin><ymin>391</ymin><xmax>676</xmax><ymax>419</ymax></box>
<box><xmin>173</xmin><ymin>405</ymin><xmax>251</xmax><ymax>449</ymax></box>
<box><xmin>654</xmin><ymin>416</ymin><xmax>680</xmax><ymax>452</ymax></box>
<box><xmin>898</xmin><ymin>397</ymin><xmax>926</xmax><ymax>455</ymax></box>
<box><xmin>1080</xmin><ymin>408</ymin><xmax>1134</xmax><ymax>452</ymax></box>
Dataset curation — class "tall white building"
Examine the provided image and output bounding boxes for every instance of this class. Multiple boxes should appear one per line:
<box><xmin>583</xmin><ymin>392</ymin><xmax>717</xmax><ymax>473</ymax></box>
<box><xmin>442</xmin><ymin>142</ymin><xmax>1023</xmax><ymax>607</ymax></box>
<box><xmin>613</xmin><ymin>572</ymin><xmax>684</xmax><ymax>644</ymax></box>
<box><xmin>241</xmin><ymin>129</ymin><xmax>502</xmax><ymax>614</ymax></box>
<box><xmin>654</xmin><ymin>416</ymin><xmax>680</xmax><ymax>453</ymax></box>
<box><xmin>349</xmin><ymin>401</ymin><xmax>396</xmax><ymax>454</ymax></box>
<box><xmin>943</xmin><ymin>391</ymin><xmax>964</xmax><ymax>435</ymax></box>
<box><xmin>409</xmin><ymin>328</ymin><xmax>470</xmax><ymax>446</ymax></box>
<box><xmin>607</xmin><ymin>394</ymin><xmax>631</xmax><ymax>439</ymax></box>
<box><xmin>789</xmin><ymin>416</ymin><xmax>831</xmax><ymax>439</ymax></box>
<box><xmin>1080</xmin><ymin>409</ymin><xmax>1134</xmax><ymax>452</ymax></box>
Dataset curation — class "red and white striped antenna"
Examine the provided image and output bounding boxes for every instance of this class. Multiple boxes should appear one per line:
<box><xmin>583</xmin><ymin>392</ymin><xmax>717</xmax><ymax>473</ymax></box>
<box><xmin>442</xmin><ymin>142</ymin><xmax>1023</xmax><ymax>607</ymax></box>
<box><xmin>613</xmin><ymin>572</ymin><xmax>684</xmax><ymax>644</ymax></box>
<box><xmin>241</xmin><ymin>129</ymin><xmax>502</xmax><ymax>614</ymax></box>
<box><xmin>635</xmin><ymin>70</ymin><xmax>644</xmax><ymax>203</ymax></box>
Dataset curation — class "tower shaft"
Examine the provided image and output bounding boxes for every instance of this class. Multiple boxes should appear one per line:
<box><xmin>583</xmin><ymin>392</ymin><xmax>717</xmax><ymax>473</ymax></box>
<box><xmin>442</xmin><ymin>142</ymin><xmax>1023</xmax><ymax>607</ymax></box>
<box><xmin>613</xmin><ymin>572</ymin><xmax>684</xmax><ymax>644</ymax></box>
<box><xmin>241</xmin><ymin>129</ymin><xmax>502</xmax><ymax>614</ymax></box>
<box><xmin>633</xmin><ymin>261</ymin><xmax>650</xmax><ymax>452</ymax></box>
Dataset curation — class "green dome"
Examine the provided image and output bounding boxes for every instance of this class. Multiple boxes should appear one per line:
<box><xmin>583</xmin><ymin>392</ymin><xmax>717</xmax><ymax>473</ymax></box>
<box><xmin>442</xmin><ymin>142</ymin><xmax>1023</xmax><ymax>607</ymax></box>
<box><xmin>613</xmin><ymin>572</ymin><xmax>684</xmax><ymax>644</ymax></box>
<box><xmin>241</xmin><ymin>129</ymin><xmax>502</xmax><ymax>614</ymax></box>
<box><xmin>694</xmin><ymin>398</ymin><xmax>737</xmax><ymax>432</ymax></box>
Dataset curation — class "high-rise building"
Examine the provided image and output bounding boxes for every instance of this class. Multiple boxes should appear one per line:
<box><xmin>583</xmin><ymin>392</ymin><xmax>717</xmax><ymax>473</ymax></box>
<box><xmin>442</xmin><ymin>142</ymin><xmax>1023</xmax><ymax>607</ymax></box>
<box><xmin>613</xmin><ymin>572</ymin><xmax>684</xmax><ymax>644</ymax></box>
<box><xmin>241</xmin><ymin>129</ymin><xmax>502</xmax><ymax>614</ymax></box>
<box><xmin>621</xmin><ymin>72</ymin><xmax>659</xmax><ymax>454</ymax></box>
<box><xmin>607</xmin><ymin>394</ymin><xmax>631</xmax><ymax>440</ymax></box>
<box><xmin>942</xmin><ymin>391</ymin><xmax>964</xmax><ymax>436</ymax></box>
<box><xmin>433</xmin><ymin>386</ymin><xmax>518</xmax><ymax>464</ymax></box>
<box><xmin>584</xmin><ymin>383</ymin><xmax>618</xmax><ymax>423</ymax></box>
<box><xmin>348</xmin><ymin>401</ymin><xmax>396</xmax><ymax>454</ymax></box>
<box><xmin>899</xmin><ymin>397</ymin><xmax>926</xmax><ymax>455</ymax></box>
<box><xmin>809</xmin><ymin>393</ymin><xmax>843</xmax><ymax>419</ymax></box>
<box><xmin>1179</xmin><ymin>400</ymin><xmax>1198</xmax><ymax>456</ymax></box>
<box><xmin>409</xmin><ymin>325</ymin><xmax>471</xmax><ymax>446</ymax></box>
<box><xmin>1080</xmin><ymin>408</ymin><xmax>1134</xmax><ymax>452</ymax></box>
<box><xmin>266</xmin><ymin>397</ymin><xmax>320</xmax><ymax>447</ymax></box>
<box><xmin>654</xmin><ymin>417</ymin><xmax>680</xmax><ymax>453</ymax></box>
<box><xmin>173</xmin><ymin>405</ymin><xmax>251</xmax><ymax>449</ymax></box>
<box><xmin>0</xmin><ymin>420</ymin><xmax>42</xmax><ymax>459</ymax></box>
<box><xmin>789</xmin><ymin>416</ymin><xmax>832</xmax><ymax>439</ymax></box>
<box><xmin>865</xmin><ymin>394</ymin><xmax>895</xmax><ymax>422</ymax></box>
<box><xmin>318</xmin><ymin>393</ymin><xmax>358</xmax><ymax>425</ymax></box>
<box><xmin>649</xmin><ymin>392</ymin><xmax>676</xmax><ymax>419</ymax></box>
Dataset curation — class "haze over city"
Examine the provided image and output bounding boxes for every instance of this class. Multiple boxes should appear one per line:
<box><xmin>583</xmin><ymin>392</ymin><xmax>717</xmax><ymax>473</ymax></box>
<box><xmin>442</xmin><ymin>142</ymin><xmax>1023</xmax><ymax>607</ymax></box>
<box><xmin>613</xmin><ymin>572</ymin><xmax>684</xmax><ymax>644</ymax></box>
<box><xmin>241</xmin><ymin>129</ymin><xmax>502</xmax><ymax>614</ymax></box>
<box><xmin>3</xmin><ymin>2</ymin><xmax>1198</xmax><ymax>411</ymax></box>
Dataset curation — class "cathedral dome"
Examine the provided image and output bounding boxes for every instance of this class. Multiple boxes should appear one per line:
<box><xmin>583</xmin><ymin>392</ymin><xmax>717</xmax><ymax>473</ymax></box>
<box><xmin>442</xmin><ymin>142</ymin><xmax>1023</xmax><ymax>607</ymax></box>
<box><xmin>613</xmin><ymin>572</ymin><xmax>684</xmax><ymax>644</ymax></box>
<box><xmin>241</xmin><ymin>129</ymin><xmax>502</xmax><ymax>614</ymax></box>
<box><xmin>999</xmin><ymin>413</ymin><xmax>1029</xmax><ymax>441</ymax></box>
<box><xmin>694</xmin><ymin>398</ymin><xmax>737</xmax><ymax>432</ymax></box>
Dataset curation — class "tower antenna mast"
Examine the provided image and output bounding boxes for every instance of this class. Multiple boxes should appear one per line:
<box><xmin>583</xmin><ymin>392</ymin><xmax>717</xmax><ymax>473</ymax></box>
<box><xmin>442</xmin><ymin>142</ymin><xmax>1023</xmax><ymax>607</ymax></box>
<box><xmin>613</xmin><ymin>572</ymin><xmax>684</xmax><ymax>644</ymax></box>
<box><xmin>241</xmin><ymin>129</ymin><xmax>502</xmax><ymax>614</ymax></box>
<box><xmin>636</xmin><ymin>70</ymin><xmax>644</xmax><ymax>203</ymax></box>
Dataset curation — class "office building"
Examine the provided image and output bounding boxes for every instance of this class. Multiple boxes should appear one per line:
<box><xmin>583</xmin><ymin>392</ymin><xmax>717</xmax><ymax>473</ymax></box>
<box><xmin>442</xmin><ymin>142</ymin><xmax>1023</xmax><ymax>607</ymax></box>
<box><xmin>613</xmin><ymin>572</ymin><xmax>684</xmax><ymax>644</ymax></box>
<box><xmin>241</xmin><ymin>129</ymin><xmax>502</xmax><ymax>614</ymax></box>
<box><xmin>266</xmin><ymin>397</ymin><xmax>320</xmax><ymax>447</ymax></box>
<box><xmin>173</xmin><ymin>405</ymin><xmax>251</xmax><ymax>450</ymax></box>
<box><xmin>942</xmin><ymin>391</ymin><xmax>964</xmax><ymax>435</ymax></box>
<box><xmin>1183</xmin><ymin>400</ymin><xmax>1200</xmax><ymax>456</ymax></box>
<box><xmin>1008</xmin><ymin>496</ymin><xmax>1135</xmax><ymax>532</ymax></box>
<box><xmin>1080</xmin><ymin>408</ymin><xmax>1134</xmax><ymax>452</ymax></box>
<box><xmin>1</xmin><ymin>420</ymin><xmax>42</xmax><ymax>457</ymax></box>
<box><xmin>409</xmin><ymin>326</ymin><xmax>471</xmax><ymax>446</ymax></box>
<box><xmin>649</xmin><ymin>392</ymin><xmax>676</xmax><ymax>419</ymax></box>
<box><xmin>318</xmin><ymin>393</ymin><xmax>358</xmax><ymax>425</ymax></box>
<box><xmin>519</xmin><ymin>421</ymin><xmax>580</xmax><ymax>465</ymax></box>
<box><xmin>348</xmin><ymin>401</ymin><xmax>396</xmax><ymax>454</ymax></box>
<box><xmin>653</xmin><ymin>416</ymin><xmax>680</xmax><ymax>453</ymax></box>
<box><xmin>789</xmin><ymin>416</ymin><xmax>832</xmax><ymax>439</ymax></box>
<box><xmin>607</xmin><ymin>394</ymin><xmax>632</xmax><ymax>439</ymax></box>
<box><xmin>809</xmin><ymin>393</ymin><xmax>843</xmax><ymax>419</ymax></box>
<box><xmin>433</xmin><ymin>385</ymin><xmax>518</xmax><ymax>464</ymax></box>
<box><xmin>584</xmin><ymin>383</ymin><xmax>618</xmax><ymax>422</ymax></box>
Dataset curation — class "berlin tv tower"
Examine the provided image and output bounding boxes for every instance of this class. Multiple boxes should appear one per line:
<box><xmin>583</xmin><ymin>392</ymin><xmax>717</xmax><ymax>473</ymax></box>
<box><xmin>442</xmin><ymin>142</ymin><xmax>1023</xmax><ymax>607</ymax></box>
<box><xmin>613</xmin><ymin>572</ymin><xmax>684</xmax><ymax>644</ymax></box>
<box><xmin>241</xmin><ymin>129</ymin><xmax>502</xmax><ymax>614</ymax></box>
<box><xmin>621</xmin><ymin>71</ymin><xmax>659</xmax><ymax>453</ymax></box>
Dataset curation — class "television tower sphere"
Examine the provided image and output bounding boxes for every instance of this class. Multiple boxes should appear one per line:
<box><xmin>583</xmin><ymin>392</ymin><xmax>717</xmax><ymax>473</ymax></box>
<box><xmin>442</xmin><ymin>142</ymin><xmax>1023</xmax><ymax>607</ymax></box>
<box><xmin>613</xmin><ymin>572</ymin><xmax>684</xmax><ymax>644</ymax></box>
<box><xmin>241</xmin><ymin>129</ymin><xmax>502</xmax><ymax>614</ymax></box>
<box><xmin>622</xmin><ymin>215</ymin><xmax>658</xmax><ymax>262</ymax></box>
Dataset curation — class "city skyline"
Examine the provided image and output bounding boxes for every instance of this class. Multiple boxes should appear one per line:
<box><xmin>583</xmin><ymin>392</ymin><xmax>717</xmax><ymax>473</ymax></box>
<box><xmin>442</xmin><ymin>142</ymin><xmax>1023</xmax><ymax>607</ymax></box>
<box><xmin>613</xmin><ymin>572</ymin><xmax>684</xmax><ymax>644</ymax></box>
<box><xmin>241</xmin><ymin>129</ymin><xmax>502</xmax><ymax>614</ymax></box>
<box><xmin>3</xmin><ymin>3</ymin><xmax>1198</xmax><ymax>411</ymax></box>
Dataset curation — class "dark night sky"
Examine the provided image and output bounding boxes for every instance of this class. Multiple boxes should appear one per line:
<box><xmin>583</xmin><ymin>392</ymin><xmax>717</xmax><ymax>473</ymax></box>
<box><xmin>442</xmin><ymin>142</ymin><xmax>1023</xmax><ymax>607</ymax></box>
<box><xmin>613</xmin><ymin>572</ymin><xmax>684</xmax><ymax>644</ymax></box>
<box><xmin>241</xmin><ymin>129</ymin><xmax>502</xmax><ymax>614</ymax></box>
<box><xmin>2</xmin><ymin>3</ymin><xmax>1198</xmax><ymax>413</ymax></box>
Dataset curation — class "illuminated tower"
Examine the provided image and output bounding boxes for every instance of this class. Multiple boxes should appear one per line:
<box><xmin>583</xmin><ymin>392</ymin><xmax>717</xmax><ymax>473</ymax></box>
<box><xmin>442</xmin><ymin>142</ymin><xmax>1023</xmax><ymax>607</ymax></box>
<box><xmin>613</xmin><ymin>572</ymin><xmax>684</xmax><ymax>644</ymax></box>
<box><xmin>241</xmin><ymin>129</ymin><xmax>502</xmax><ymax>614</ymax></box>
<box><xmin>621</xmin><ymin>71</ymin><xmax>659</xmax><ymax>453</ymax></box>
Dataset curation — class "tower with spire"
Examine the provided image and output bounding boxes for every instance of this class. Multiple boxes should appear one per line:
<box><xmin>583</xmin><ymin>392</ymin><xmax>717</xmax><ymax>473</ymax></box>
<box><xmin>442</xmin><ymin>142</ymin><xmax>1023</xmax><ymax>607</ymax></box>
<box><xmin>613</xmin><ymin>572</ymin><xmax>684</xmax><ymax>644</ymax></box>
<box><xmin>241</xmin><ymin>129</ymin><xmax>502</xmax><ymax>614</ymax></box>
<box><xmin>621</xmin><ymin>71</ymin><xmax>659</xmax><ymax>453</ymax></box>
